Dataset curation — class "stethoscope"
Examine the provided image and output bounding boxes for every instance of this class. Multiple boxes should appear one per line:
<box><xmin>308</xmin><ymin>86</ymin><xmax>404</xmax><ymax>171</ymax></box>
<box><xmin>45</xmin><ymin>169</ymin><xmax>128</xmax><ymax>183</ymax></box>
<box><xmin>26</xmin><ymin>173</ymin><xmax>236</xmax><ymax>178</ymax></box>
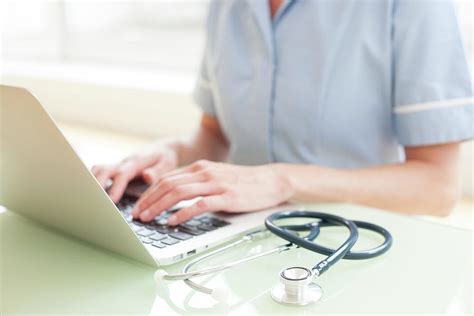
<box><xmin>154</xmin><ymin>210</ymin><xmax>393</xmax><ymax>306</ymax></box>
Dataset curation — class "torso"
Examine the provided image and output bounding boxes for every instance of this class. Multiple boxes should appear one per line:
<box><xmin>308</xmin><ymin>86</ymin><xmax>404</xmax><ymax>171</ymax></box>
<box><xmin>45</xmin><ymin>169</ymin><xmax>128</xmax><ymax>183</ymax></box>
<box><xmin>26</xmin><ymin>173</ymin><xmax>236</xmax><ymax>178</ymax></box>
<box><xmin>204</xmin><ymin>0</ymin><xmax>402</xmax><ymax>167</ymax></box>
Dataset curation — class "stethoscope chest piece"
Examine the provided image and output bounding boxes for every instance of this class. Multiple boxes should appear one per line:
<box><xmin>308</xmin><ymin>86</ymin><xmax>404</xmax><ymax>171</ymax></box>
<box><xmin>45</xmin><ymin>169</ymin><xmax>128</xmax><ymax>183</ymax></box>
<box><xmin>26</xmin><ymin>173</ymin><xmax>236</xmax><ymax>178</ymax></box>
<box><xmin>271</xmin><ymin>266</ymin><xmax>323</xmax><ymax>305</ymax></box>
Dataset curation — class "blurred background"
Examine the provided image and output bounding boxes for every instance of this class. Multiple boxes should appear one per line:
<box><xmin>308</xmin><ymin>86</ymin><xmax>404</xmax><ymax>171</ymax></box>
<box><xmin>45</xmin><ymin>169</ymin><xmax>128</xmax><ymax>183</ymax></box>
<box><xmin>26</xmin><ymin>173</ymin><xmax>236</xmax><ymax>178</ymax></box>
<box><xmin>0</xmin><ymin>1</ymin><xmax>472</xmax><ymax>225</ymax></box>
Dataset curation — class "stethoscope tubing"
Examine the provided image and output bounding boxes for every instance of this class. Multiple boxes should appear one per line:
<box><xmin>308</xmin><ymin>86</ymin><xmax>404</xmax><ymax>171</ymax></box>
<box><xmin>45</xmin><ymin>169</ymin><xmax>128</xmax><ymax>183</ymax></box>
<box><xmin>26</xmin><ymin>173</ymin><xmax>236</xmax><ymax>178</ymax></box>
<box><xmin>267</xmin><ymin>213</ymin><xmax>393</xmax><ymax>259</ymax></box>
<box><xmin>266</xmin><ymin>211</ymin><xmax>357</xmax><ymax>275</ymax></box>
<box><xmin>160</xmin><ymin>210</ymin><xmax>393</xmax><ymax>298</ymax></box>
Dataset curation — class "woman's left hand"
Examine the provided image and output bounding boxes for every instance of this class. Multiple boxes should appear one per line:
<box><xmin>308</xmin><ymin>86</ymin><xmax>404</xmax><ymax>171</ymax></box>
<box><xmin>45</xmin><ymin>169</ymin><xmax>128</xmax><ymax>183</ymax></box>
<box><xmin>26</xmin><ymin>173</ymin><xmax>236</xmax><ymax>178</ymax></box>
<box><xmin>131</xmin><ymin>160</ymin><xmax>293</xmax><ymax>225</ymax></box>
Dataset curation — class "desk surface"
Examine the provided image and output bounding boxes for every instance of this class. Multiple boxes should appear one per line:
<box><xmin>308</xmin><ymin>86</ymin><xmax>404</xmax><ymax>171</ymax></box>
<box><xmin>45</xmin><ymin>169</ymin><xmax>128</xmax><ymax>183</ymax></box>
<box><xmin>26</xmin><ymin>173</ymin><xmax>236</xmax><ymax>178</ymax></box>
<box><xmin>1</xmin><ymin>203</ymin><xmax>472</xmax><ymax>315</ymax></box>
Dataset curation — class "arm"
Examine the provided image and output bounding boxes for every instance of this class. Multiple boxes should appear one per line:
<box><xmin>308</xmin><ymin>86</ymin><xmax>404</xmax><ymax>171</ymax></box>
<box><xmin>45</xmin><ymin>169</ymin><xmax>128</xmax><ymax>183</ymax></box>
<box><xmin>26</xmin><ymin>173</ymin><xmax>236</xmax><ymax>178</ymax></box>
<box><xmin>133</xmin><ymin>142</ymin><xmax>461</xmax><ymax>224</ymax></box>
<box><xmin>277</xmin><ymin>143</ymin><xmax>461</xmax><ymax>216</ymax></box>
<box><xmin>171</xmin><ymin>114</ymin><xmax>229</xmax><ymax>166</ymax></box>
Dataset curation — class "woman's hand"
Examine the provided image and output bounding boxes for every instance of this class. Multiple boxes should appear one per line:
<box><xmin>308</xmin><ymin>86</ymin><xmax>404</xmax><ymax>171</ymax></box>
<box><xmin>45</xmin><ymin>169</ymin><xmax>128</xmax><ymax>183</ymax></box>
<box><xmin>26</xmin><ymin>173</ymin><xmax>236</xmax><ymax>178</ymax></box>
<box><xmin>91</xmin><ymin>143</ymin><xmax>179</xmax><ymax>203</ymax></box>
<box><xmin>132</xmin><ymin>160</ymin><xmax>294</xmax><ymax>225</ymax></box>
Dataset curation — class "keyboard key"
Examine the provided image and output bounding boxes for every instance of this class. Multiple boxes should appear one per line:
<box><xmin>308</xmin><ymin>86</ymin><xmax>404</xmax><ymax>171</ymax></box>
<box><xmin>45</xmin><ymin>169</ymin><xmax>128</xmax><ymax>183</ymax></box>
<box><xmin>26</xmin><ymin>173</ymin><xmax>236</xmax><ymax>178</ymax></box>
<box><xmin>181</xmin><ymin>223</ymin><xmax>201</xmax><ymax>230</ymax></box>
<box><xmin>210</xmin><ymin>218</ymin><xmax>230</xmax><ymax>227</ymax></box>
<box><xmin>123</xmin><ymin>205</ymin><xmax>133</xmax><ymax>214</ymax></box>
<box><xmin>152</xmin><ymin>241</ymin><xmax>166</xmax><ymax>249</ymax></box>
<box><xmin>178</xmin><ymin>226</ymin><xmax>205</xmax><ymax>236</ymax></box>
<box><xmin>198</xmin><ymin>224</ymin><xmax>217</xmax><ymax>232</ymax></box>
<box><xmin>161</xmin><ymin>237</ymin><xmax>180</xmax><ymax>245</ymax></box>
<box><xmin>155</xmin><ymin>218</ymin><xmax>168</xmax><ymax>226</ymax></box>
<box><xmin>170</xmin><ymin>231</ymin><xmax>192</xmax><ymax>241</ymax></box>
<box><xmin>137</xmin><ymin>229</ymin><xmax>154</xmax><ymax>237</ymax></box>
<box><xmin>140</xmin><ymin>237</ymin><xmax>152</xmax><ymax>244</ymax></box>
<box><xmin>150</xmin><ymin>232</ymin><xmax>166</xmax><ymax>241</ymax></box>
<box><xmin>185</xmin><ymin>219</ymin><xmax>201</xmax><ymax>226</ymax></box>
<box><xmin>155</xmin><ymin>226</ymin><xmax>174</xmax><ymax>234</ymax></box>
<box><xmin>132</xmin><ymin>225</ymin><xmax>143</xmax><ymax>233</ymax></box>
<box><xmin>145</xmin><ymin>224</ymin><xmax>157</xmax><ymax>230</ymax></box>
<box><xmin>218</xmin><ymin>221</ymin><xmax>230</xmax><ymax>227</ymax></box>
<box><xmin>199</xmin><ymin>216</ymin><xmax>212</xmax><ymax>223</ymax></box>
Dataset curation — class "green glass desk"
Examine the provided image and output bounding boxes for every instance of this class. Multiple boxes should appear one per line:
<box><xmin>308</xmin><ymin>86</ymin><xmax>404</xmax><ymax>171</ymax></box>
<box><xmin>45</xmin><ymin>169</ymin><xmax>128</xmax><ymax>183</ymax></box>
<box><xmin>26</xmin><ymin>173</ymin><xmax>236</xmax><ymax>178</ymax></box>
<box><xmin>1</xmin><ymin>204</ymin><xmax>472</xmax><ymax>315</ymax></box>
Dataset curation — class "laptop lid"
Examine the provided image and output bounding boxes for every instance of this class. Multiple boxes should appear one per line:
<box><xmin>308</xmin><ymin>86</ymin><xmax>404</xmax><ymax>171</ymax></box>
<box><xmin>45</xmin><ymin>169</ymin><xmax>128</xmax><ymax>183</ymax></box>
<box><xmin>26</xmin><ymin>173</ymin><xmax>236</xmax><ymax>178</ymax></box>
<box><xmin>0</xmin><ymin>85</ymin><xmax>157</xmax><ymax>267</ymax></box>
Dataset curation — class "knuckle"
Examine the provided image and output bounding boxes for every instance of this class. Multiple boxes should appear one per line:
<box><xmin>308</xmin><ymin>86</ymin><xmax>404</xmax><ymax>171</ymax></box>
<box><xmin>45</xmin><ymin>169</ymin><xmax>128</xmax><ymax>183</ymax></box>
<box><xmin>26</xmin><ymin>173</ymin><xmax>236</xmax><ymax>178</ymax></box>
<box><xmin>194</xmin><ymin>159</ymin><xmax>210</xmax><ymax>170</ymax></box>
<box><xmin>117</xmin><ymin>163</ymin><xmax>133</xmax><ymax>174</ymax></box>
<box><xmin>159</xmin><ymin>178</ymin><xmax>175</xmax><ymax>191</ymax></box>
<box><xmin>140</xmin><ymin>199</ymin><xmax>154</xmax><ymax>211</ymax></box>
<box><xmin>148</xmin><ymin>208</ymin><xmax>160</xmax><ymax>217</ymax></box>
<box><xmin>201</xmin><ymin>168</ymin><xmax>215</xmax><ymax>180</ymax></box>
<box><xmin>196</xmin><ymin>199</ymin><xmax>209</xmax><ymax>210</ymax></box>
<box><xmin>171</xmin><ymin>186</ymin><xmax>186</xmax><ymax>197</ymax></box>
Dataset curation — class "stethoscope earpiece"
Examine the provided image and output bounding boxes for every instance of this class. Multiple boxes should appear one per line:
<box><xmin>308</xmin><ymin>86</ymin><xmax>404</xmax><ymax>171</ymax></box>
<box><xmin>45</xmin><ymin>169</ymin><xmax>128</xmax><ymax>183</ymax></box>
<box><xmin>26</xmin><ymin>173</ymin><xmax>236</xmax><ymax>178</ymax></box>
<box><xmin>270</xmin><ymin>266</ymin><xmax>323</xmax><ymax>305</ymax></box>
<box><xmin>154</xmin><ymin>269</ymin><xmax>169</xmax><ymax>285</ymax></box>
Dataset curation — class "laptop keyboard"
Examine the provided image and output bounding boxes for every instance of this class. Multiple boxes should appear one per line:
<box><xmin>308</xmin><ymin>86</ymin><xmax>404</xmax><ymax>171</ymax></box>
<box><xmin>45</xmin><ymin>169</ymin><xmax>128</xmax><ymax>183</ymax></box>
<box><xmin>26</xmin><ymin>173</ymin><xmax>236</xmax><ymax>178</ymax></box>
<box><xmin>117</xmin><ymin>195</ymin><xmax>230</xmax><ymax>249</ymax></box>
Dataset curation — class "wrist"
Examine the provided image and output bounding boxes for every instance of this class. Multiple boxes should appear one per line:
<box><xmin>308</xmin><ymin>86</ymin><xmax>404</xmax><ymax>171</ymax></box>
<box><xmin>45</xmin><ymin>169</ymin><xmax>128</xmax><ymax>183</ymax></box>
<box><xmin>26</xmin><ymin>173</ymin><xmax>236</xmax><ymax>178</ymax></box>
<box><xmin>271</xmin><ymin>163</ymin><xmax>296</xmax><ymax>200</ymax></box>
<box><xmin>163</xmin><ymin>139</ymin><xmax>184</xmax><ymax>166</ymax></box>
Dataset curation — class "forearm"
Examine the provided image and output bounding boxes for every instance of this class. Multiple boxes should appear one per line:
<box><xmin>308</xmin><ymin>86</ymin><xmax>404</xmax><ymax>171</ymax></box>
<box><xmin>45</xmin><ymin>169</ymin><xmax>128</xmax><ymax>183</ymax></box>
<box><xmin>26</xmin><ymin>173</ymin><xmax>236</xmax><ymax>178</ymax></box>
<box><xmin>158</xmin><ymin>115</ymin><xmax>228</xmax><ymax>166</ymax></box>
<box><xmin>171</xmin><ymin>128</ymin><xmax>228</xmax><ymax>166</ymax></box>
<box><xmin>275</xmin><ymin>159</ymin><xmax>460</xmax><ymax>216</ymax></box>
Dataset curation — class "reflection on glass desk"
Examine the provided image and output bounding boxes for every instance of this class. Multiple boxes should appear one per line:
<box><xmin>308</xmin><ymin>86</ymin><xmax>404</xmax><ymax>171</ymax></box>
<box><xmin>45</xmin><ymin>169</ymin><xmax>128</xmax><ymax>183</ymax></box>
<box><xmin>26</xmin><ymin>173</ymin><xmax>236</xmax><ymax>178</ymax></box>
<box><xmin>0</xmin><ymin>204</ymin><xmax>472</xmax><ymax>315</ymax></box>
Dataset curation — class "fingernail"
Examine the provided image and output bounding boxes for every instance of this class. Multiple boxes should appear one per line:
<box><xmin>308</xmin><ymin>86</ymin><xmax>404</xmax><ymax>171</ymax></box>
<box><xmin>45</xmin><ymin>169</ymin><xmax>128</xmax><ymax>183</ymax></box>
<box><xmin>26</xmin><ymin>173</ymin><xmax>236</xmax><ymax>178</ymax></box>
<box><xmin>167</xmin><ymin>215</ymin><xmax>178</xmax><ymax>226</ymax></box>
<box><xmin>140</xmin><ymin>209</ymin><xmax>151</xmax><ymax>221</ymax></box>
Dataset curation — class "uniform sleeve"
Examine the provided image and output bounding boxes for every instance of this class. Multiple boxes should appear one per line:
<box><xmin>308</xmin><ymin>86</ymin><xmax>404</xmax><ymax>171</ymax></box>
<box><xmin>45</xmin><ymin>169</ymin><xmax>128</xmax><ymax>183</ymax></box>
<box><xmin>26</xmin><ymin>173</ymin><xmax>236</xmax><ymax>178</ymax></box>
<box><xmin>392</xmin><ymin>0</ymin><xmax>473</xmax><ymax>146</ymax></box>
<box><xmin>193</xmin><ymin>56</ymin><xmax>216</xmax><ymax>116</ymax></box>
<box><xmin>192</xmin><ymin>4</ymin><xmax>216</xmax><ymax>116</ymax></box>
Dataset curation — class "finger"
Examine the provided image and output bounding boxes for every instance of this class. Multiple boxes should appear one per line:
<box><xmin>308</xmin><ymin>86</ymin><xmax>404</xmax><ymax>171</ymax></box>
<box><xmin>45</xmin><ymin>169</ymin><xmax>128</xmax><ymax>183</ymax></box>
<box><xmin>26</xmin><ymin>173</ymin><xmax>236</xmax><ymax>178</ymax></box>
<box><xmin>159</xmin><ymin>160</ymin><xmax>210</xmax><ymax>179</ymax></box>
<box><xmin>138</xmin><ymin>183</ymin><xmax>221</xmax><ymax>222</ymax></box>
<box><xmin>142</xmin><ymin>162</ymin><xmax>168</xmax><ymax>184</ymax></box>
<box><xmin>158</xmin><ymin>165</ymin><xmax>193</xmax><ymax>179</ymax></box>
<box><xmin>167</xmin><ymin>195</ymin><xmax>225</xmax><ymax>225</ymax></box>
<box><xmin>109</xmin><ymin>157</ymin><xmax>149</xmax><ymax>201</ymax></box>
<box><xmin>108</xmin><ymin>174</ymin><xmax>131</xmax><ymax>203</ymax></box>
<box><xmin>91</xmin><ymin>165</ymin><xmax>101</xmax><ymax>176</ymax></box>
<box><xmin>94</xmin><ymin>168</ymin><xmax>117</xmax><ymax>188</ymax></box>
<box><xmin>113</xmin><ymin>153</ymin><xmax>162</xmax><ymax>185</ymax></box>
<box><xmin>134</xmin><ymin>171</ymin><xmax>208</xmax><ymax>214</ymax></box>
<box><xmin>124</xmin><ymin>153</ymin><xmax>161</xmax><ymax>171</ymax></box>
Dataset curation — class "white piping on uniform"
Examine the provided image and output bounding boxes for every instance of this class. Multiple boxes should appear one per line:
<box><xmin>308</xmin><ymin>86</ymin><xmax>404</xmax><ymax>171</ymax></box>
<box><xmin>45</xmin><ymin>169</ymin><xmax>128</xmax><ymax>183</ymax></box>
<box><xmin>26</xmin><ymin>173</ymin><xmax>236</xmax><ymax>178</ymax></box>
<box><xmin>393</xmin><ymin>97</ymin><xmax>474</xmax><ymax>114</ymax></box>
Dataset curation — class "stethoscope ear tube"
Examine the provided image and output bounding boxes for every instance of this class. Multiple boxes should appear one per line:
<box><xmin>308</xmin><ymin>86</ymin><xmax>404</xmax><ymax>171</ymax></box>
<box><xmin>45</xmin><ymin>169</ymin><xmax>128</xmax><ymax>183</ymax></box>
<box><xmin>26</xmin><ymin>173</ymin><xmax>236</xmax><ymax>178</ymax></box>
<box><xmin>265</xmin><ymin>210</ymin><xmax>393</xmax><ymax>276</ymax></box>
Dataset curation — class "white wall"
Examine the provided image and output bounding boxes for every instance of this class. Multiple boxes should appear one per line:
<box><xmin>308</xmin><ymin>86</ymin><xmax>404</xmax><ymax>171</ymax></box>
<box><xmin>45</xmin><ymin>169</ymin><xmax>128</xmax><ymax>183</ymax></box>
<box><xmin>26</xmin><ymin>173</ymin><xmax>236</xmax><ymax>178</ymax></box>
<box><xmin>1</xmin><ymin>63</ymin><xmax>200</xmax><ymax>138</ymax></box>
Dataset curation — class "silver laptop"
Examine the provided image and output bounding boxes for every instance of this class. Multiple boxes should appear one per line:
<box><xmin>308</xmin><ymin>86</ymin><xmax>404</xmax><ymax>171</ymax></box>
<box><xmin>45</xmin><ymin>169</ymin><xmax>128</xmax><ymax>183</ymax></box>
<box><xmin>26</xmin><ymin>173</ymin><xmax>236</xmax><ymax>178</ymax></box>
<box><xmin>0</xmin><ymin>85</ymin><xmax>288</xmax><ymax>267</ymax></box>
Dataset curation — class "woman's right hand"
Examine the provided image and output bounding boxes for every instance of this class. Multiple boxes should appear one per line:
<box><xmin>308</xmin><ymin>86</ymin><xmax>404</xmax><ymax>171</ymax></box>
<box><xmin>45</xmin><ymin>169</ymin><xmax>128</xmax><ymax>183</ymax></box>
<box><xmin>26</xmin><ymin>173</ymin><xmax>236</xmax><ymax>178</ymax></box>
<box><xmin>91</xmin><ymin>144</ymin><xmax>179</xmax><ymax>203</ymax></box>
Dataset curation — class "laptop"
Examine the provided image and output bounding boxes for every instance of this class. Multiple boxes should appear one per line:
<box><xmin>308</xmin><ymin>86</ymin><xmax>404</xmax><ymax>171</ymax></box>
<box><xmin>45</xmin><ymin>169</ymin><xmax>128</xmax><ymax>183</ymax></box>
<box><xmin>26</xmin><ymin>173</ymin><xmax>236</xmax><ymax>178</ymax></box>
<box><xmin>0</xmin><ymin>85</ymin><xmax>289</xmax><ymax>267</ymax></box>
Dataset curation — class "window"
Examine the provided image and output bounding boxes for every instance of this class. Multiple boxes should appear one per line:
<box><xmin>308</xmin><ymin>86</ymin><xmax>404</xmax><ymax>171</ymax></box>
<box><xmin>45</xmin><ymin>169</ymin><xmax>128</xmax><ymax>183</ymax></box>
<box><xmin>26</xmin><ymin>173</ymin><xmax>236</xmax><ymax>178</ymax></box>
<box><xmin>1</xmin><ymin>0</ymin><xmax>472</xmax><ymax>75</ymax></box>
<box><xmin>1</xmin><ymin>0</ymin><xmax>209</xmax><ymax>74</ymax></box>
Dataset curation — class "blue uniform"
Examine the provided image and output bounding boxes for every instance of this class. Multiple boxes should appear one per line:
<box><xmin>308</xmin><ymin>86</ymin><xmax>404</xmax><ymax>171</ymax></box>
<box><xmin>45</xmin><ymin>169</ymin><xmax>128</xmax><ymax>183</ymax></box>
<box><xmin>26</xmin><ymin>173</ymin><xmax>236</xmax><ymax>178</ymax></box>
<box><xmin>193</xmin><ymin>0</ymin><xmax>473</xmax><ymax>167</ymax></box>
